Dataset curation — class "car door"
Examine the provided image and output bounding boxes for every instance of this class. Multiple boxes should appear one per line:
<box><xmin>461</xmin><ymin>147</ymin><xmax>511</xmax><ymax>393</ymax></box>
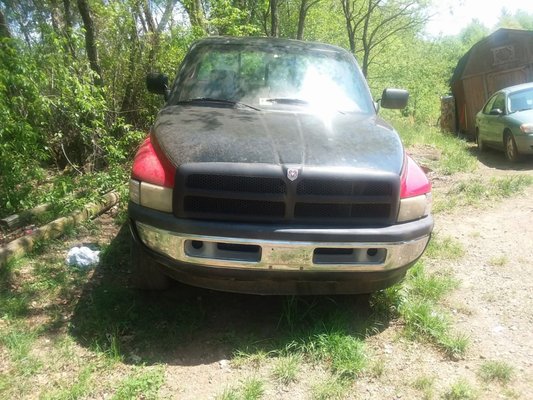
<box><xmin>484</xmin><ymin>93</ymin><xmax>507</xmax><ymax>146</ymax></box>
<box><xmin>477</xmin><ymin>94</ymin><xmax>496</xmax><ymax>143</ymax></box>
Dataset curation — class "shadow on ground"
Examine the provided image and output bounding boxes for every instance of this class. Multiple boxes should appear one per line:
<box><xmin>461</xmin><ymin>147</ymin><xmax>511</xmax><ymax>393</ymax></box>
<box><xmin>69</xmin><ymin>224</ymin><xmax>393</xmax><ymax>366</ymax></box>
<box><xmin>469</xmin><ymin>146</ymin><xmax>533</xmax><ymax>171</ymax></box>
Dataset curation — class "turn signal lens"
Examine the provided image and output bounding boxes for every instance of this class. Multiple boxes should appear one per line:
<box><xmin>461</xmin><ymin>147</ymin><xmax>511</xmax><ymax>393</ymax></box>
<box><xmin>398</xmin><ymin>193</ymin><xmax>432</xmax><ymax>223</ymax></box>
<box><xmin>129</xmin><ymin>179</ymin><xmax>173</xmax><ymax>212</ymax></box>
<box><xmin>520</xmin><ymin>123</ymin><xmax>533</xmax><ymax>133</ymax></box>
<box><xmin>398</xmin><ymin>154</ymin><xmax>432</xmax><ymax>223</ymax></box>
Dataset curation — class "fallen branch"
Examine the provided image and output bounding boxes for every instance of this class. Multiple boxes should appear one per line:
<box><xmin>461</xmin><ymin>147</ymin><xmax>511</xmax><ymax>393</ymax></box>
<box><xmin>0</xmin><ymin>203</ymin><xmax>52</xmax><ymax>232</ymax></box>
<box><xmin>0</xmin><ymin>191</ymin><xmax>119</xmax><ymax>268</ymax></box>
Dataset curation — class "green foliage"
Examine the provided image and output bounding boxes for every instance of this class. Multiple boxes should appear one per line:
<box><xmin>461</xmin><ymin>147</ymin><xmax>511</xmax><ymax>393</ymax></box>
<box><xmin>444</xmin><ymin>379</ymin><xmax>478</xmax><ymax>400</ymax></box>
<box><xmin>0</xmin><ymin>39</ymin><xmax>49</xmax><ymax>213</ymax></box>
<box><xmin>434</xmin><ymin>175</ymin><xmax>533</xmax><ymax>213</ymax></box>
<box><xmin>478</xmin><ymin>360</ymin><xmax>514</xmax><ymax>385</ymax></box>
<box><xmin>310</xmin><ymin>375</ymin><xmax>351</xmax><ymax>400</ymax></box>
<box><xmin>112</xmin><ymin>366</ymin><xmax>165</xmax><ymax>400</ymax></box>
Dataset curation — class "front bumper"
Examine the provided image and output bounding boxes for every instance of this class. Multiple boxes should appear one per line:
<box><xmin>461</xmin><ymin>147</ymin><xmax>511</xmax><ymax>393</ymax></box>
<box><xmin>515</xmin><ymin>133</ymin><xmax>533</xmax><ymax>154</ymax></box>
<box><xmin>129</xmin><ymin>202</ymin><xmax>433</xmax><ymax>294</ymax></box>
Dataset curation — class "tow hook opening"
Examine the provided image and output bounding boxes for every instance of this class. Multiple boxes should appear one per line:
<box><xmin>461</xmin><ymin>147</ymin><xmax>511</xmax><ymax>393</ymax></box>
<box><xmin>313</xmin><ymin>247</ymin><xmax>386</xmax><ymax>265</ymax></box>
<box><xmin>184</xmin><ymin>240</ymin><xmax>261</xmax><ymax>262</ymax></box>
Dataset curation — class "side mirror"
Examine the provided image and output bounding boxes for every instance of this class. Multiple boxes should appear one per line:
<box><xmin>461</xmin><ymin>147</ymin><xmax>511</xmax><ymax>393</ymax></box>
<box><xmin>380</xmin><ymin>88</ymin><xmax>409</xmax><ymax>110</ymax></box>
<box><xmin>146</xmin><ymin>72</ymin><xmax>169</xmax><ymax>99</ymax></box>
<box><xmin>489</xmin><ymin>108</ymin><xmax>503</xmax><ymax>116</ymax></box>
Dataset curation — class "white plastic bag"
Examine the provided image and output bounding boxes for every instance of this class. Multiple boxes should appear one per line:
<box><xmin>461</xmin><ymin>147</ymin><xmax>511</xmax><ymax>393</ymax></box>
<box><xmin>66</xmin><ymin>246</ymin><xmax>100</xmax><ymax>268</ymax></box>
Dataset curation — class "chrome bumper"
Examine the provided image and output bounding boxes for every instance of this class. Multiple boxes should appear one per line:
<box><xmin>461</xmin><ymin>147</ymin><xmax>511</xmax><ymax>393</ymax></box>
<box><xmin>136</xmin><ymin>222</ymin><xmax>430</xmax><ymax>272</ymax></box>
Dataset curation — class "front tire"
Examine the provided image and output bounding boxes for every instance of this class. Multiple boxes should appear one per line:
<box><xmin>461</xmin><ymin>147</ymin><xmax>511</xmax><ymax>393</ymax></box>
<box><xmin>504</xmin><ymin>132</ymin><xmax>521</xmax><ymax>163</ymax></box>
<box><xmin>476</xmin><ymin>128</ymin><xmax>485</xmax><ymax>153</ymax></box>
<box><xmin>131</xmin><ymin>239</ymin><xmax>170</xmax><ymax>290</ymax></box>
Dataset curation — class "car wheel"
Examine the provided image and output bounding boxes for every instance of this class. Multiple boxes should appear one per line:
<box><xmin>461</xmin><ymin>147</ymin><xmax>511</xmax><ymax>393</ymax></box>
<box><xmin>131</xmin><ymin>239</ymin><xmax>170</xmax><ymax>290</ymax></box>
<box><xmin>476</xmin><ymin>128</ymin><xmax>484</xmax><ymax>152</ymax></box>
<box><xmin>504</xmin><ymin>132</ymin><xmax>521</xmax><ymax>163</ymax></box>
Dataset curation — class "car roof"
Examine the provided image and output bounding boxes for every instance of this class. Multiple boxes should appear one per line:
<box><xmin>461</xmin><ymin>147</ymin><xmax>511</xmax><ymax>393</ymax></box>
<box><xmin>189</xmin><ymin>36</ymin><xmax>349</xmax><ymax>55</ymax></box>
<box><xmin>497</xmin><ymin>82</ymin><xmax>533</xmax><ymax>95</ymax></box>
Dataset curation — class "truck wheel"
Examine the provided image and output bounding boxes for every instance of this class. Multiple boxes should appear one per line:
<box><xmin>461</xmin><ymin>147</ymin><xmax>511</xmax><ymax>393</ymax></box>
<box><xmin>131</xmin><ymin>240</ymin><xmax>170</xmax><ymax>290</ymax></box>
<box><xmin>504</xmin><ymin>132</ymin><xmax>521</xmax><ymax>163</ymax></box>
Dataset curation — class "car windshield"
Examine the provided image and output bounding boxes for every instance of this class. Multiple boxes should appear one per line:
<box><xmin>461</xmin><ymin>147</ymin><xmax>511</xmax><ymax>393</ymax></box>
<box><xmin>508</xmin><ymin>88</ymin><xmax>533</xmax><ymax>113</ymax></box>
<box><xmin>171</xmin><ymin>42</ymin><xmax>374</xmax><ymax>114</ymax></box>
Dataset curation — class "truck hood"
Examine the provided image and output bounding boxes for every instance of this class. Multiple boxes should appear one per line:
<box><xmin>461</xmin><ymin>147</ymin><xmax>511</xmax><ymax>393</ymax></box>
<box><xmin>153</xmin><ymin>105</ymin><xmax>405</xmax><ymax>175</ymax></box>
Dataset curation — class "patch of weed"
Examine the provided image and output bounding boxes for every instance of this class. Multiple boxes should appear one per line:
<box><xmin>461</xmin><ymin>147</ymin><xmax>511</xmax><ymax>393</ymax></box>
<box><xmin>401</xmin><ymin>299</ymin><xmax>467</xmax><ymax>358</ymax></box>
<box><xmin>111</xmin><ymin>366</ymin><xmax>165</xmax><ymax>400</ymax></box>
<box><xmin>391</xmin><ymin>118</ymin><xmax>477</xmax><ymax>175</ymax></box>
<box><xmin>425</xmin><ymin>236</ymin><xmax>465</xmax><ymax>260</ymax></box>
<box><xmin>310</xmin><ymin>375</ymin><xmax>351</xmax><ymax>400</ymax></box>
<box><xmin>218</xmin><ymin>377</ymin><xmax>265</xmax><ymax>400</ymax></box>
<box><xmin>488</xmin><ymin>256</ymin><xmax>508</xmax><ymax>267</ymax></box>
<box><xmin>241</xmin><ymin>377</ymin><xmax>264</xmax><ymax>400</ymax></box>
<box><xmin>312</xmin><ymin>332</ymin><xmax>366</xmax><ymax>378</ymax></box>
<box><xmin>367</xmin><ymin>357</ymin><xmax>385</xmax><ymax>378</ymax></box>
<box><xmin>435</xmin><ymin>175</ymin><xmax>533</xmax><ymax>213</ymax></box>
<box><xmin>41</xmin><ymin>365</ymin><xmax>93</xmax><ymax>400</ymax></box>
<box><xmin>444</xmin><ymin>379</ymin><xmax>478</xmax><ymax>400</ymax></box>
<box><xmin>272</xmin><ymin>354</ymin><xmax>301</xmax><ymax>385</ymax></box>
<box><xmin>412</xmin><ymin>375</ymin><xmax>435</xmax><ymax>399</ymax></box>
<box><xmin>408</xmin><ymin>263</ymin><xmax>459</xmax><ymax>302</ymax></box>
<box><xmin>477</xmin><ymin>360</ymin><xmax>514</xmax><ymax>385</ymax></box>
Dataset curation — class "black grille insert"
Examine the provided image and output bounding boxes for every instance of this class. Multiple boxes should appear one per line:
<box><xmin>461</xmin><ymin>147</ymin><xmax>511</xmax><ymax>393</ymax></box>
<box><xmin>184</xmin><ymin>196</ymin><xmax>285</xmax><ymax>217</ymax></box>
<box><xmin>175</xmin><ymin>164</ymin><xmax>400</xmax><ymax>225</ymax></box>
<box><xmin>187</xmin><ymin>174</ymin><xmax>286</xmax><ymax>194</ymax></box>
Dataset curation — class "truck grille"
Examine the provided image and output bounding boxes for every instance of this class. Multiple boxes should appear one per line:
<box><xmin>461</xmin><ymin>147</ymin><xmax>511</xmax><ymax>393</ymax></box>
<box><xmin>174</xmin><ymin>164</ymin><xmax>400</xmax><ymax>226</ymax></box>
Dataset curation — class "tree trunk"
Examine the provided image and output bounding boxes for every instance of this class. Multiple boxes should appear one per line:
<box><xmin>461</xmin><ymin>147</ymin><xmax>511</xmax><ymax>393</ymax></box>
<box><xmin>0</xmin><ymin>9</ymin><xmax>12</xmax><ymax>38</ymax></box>
<box><xmin>181</xmin><ymin>0</ymin><xmax>206</xmax><ymax>31</ymax></box>
<box><xmin>297</xmin><ymin>0</ymin><xmax>320</xmax><ymax>40</ymax></box>
<box><xmin>270</xmin><ymin>0</ymin><xmax>279</xmax><ymax>37</ymax></box>
<box><xmin>77</xmin><ymin>0</ymin><xmax>103</xmax><ymax>86</ymax></box>
<box><xmin>297</xmin><ymin>0</ymin><xmax>307</xmax><ymax>40</ymax></box>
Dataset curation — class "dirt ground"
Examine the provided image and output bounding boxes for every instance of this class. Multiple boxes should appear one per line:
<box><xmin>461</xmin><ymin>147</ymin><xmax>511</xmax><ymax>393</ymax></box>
<box><xmin>151</xmin><ymin>152</ymin><xmax>533</xmax><ymax>399</ymax></box>
<box><xmin>4</xmin><ymin>148</ymin><xmax>533</xmax><ymax>399</ymax></box>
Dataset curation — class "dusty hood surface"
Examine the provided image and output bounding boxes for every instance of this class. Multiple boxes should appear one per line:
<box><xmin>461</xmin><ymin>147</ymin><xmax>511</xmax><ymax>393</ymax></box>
<box><xmin>153</xmin><ymin>105</ymin><xmax>404</xmax><ymax>175</ymax></box>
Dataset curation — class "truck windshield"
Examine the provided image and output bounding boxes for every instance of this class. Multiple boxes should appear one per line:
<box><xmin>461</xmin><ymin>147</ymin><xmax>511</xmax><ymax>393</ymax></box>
<box><xmin>172</xmin><ymin>43</ymin><xmax>374</xmax><ymax>114</ymax></box>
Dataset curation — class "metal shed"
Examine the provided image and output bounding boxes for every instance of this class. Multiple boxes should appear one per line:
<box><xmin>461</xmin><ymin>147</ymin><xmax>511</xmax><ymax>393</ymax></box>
<box><xmin>451</xmin><ymin>28</ymin><xmax>533</xmax><ymax>136</ymax></box>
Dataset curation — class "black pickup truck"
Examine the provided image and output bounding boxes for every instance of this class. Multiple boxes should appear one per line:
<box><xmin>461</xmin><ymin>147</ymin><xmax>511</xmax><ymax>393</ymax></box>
<box><xmin>128</xmin><ymin>36</ymin><xmax>433</xmax><ymax>295</ymax></box>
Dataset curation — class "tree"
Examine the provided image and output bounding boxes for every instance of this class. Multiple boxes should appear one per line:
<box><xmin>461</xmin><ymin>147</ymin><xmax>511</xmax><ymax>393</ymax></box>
<box><xmin>340</xmin><ymin>0</ymin><xmax>429</xmax><ymax>76</ymax></box>
<box><xmin>297</xmin><ymin>0</ymin><xmax>321</xmax><ymax>39</ymax></box>
<box><xmin>0</xmin><ymin>8</ymin><xmax>11</xmax><ymax>38</ymax></box>
<box><xmin>270</xmin><ymin>0</ymin><xmax>279</xmax><ymax>37</ymax></box>
<box><xmin>77</xmin><ymin>0</ymin><xmax>103</xmax><ymax>85</ymax></box>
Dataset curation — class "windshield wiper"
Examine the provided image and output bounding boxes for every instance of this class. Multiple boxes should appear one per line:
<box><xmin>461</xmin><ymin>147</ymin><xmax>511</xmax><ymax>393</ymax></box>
<box><xmin>178</xmin><ymin>98</ymin><xmax>260</xmax><ymax>111</ymax></box>
<box><xmin>263</xmin><ymin>98</ymin><xmax>309</xmax><ymax>105</ymax></box>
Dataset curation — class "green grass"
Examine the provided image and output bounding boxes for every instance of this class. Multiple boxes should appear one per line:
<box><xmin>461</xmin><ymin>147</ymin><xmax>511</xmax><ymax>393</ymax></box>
<box><xmin>272</xmin><ymin>354</ymin><xmax>301</xmax><ymax>385</ymax></box>
<box><xmin>391</xmin><ymin>117</ymin><xmax>478</xmax><ymax>175</ymax></box>
<box><xmin>477</xmin><ymin>360</ymin><xmax>514</xmax><ymax>385</ymax></box>
<box><xmin>425</xmin><ymin>235</ymin><xmax>465</xmax><ymax>260</ymax></box>
<box><xmin>444</xmin><ymin>379</ymin><xmax>478</xmax><ymax>400</ymax></box>
<box><xmin>401</xmin><ymin>298</ymin><xmax>468</xmax><ymax>358</ymax></box>
<box><xmin>310</xmin><ymin>375</ymin><xmax>351</xmax><ymax>400</ymax></box>
<box><xmin>41</xmin><ymin>365</ymin><xmax>94</xmax><ymax>400</ymax></box>
<box><xmin>408</xmin><ymin>263</ymin><xmax>459</xmax><ymax>301</ymax></box>
<box><xmin>370</xmin><ymin>262</ymin><xmax>468</xmax><ymax>359</ymax></box>
<box><xmin>0</xmin><ymin>325</ymin><xmax>38</xmax><ymax>363</ymax></box>
<box><xmin>412</xmin><ymin>375</ymin><xmax>435</xmax><ymax>399</ymax></box>
<box><xmin>111</xmin><ymin>366</ymin><xmax>165</xmax><ymax>400</ymax></box>
<box><xmin>218</xmin><ymin>377</ymin><xmax>265</xmax><ymax>400</ymax></box>
<box><xmin>488</xmin><ymin>256</ymin><xmax>508</xmax><ymax>267</ymax></box>
<box><xmin>434</xmin><ymin>175</ymin><xmax>533</xmax><ymax>213</ymax></box>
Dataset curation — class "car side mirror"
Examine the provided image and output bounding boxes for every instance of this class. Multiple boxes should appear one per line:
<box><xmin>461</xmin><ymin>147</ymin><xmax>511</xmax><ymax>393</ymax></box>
<box><xmin>380</xmin><ymin>88</ymin><xmax>409</xmax><ymax>110</ymax></box>
<box><xmin>146</xmin><ymin>72</ymin><xmax>169</xmax><ymax>100</ymax></box>
<box><xmin>489</xmin><ymin>108</ymin><xmax>503</xmax><ymax>116</ymax></box>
